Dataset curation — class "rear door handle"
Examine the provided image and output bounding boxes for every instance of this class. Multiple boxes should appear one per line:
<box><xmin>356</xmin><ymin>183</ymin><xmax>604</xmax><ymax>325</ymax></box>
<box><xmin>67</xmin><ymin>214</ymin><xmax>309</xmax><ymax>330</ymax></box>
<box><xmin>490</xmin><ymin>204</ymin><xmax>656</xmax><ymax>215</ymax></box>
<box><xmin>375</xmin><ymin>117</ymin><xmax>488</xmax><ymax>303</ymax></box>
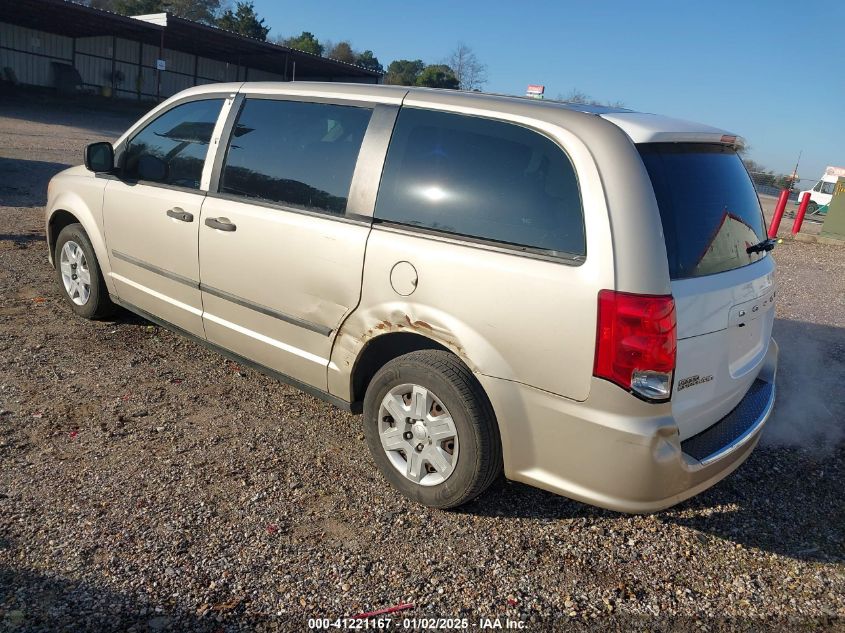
<box><xmin>166</xmin><ymin>208</ymin><xmax>194</xmax><ymax>222</ymax></box>
<box><xmin>204</xmin><ymin>217</ymin><xmax>237</xmax><ymax>232</ymax></box>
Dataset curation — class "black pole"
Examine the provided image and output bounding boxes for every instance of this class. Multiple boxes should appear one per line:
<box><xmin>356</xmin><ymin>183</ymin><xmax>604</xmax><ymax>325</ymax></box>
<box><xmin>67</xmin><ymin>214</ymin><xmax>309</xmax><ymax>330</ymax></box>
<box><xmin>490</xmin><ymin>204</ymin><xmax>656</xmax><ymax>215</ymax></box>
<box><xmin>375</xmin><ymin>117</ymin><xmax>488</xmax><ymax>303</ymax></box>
<box><xmin>156</xmin><ymin>29</ymin><xmax>163</xmax><ymax>102</ymax></box>
<box><xmin>110</xmin><ymin>34</ymin><xmax>117</xmax><ymax>97</ymax></box>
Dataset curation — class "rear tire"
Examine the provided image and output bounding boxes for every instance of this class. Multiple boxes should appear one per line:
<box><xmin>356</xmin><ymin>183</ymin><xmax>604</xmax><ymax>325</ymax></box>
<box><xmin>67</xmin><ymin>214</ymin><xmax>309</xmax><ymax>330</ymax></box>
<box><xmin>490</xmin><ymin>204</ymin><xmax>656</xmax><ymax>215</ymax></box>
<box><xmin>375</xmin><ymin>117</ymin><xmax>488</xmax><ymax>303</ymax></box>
<box><xmin>54</xmin><ymin>223</ymin><xmax>115</xmax><ymax>319</ymax></box>
<box><xmin>363</xmin><ymin>350</ymin><xmax>502</xmax><ymax>509</ymax></box>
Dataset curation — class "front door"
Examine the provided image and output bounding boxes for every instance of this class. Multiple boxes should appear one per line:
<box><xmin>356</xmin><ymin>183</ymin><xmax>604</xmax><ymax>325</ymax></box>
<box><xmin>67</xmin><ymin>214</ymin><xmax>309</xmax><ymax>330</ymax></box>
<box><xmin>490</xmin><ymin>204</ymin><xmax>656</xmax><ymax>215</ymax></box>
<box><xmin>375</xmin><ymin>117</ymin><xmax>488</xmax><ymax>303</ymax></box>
<box><xmin>103</xmin><ymin>98</ymin><xmax>225</xmax><ymax>337</ymax></box>
<box><xmin>198</xmin><ymin>97</ymin><xmax>376</xmax><ymax>389</ymax></box>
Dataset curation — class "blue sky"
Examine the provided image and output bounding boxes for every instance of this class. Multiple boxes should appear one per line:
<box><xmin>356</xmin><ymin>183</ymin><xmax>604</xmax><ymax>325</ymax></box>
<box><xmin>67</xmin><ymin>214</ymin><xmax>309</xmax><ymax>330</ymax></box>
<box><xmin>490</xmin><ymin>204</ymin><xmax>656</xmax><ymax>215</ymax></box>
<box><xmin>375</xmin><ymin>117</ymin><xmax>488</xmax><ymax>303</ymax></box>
<box><xmin>255</xmin><ymin>0</ymin><xmax>843</xmax><ymax>182</ymax></box>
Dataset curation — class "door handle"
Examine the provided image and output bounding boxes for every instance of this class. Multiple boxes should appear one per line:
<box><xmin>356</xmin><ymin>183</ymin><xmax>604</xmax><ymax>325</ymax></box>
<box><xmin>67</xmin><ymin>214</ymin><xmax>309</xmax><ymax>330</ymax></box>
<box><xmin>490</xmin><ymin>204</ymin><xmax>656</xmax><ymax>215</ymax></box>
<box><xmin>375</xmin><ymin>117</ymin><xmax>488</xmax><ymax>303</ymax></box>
<box><xmin>166</xmin><ymin>208</ymin><xmax>194</xmax><ymax>222</ymax></box>
<box><xmin>204</xmin><ymin>217</ymin><xmax>237</xmax><ymax>232</ymax></box>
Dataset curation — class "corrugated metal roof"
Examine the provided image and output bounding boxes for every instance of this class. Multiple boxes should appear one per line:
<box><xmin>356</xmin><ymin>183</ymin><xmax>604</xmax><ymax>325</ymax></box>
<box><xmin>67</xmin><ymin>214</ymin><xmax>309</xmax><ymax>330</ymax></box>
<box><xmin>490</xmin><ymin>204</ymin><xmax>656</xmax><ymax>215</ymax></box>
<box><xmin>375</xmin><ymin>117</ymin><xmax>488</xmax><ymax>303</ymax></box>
<box><xmin>0</xmin><ymin>0</ymin><xmax>381</xmax><ymax>79</ymax></box>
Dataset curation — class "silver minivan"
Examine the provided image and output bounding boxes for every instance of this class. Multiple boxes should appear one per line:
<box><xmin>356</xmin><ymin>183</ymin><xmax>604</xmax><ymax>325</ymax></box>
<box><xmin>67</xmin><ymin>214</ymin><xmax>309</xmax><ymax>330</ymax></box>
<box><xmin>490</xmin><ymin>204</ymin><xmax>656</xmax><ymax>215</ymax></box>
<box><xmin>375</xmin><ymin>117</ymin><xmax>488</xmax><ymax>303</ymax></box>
<box><xmin>46</xmin><ymin>82</ymin><xmax>778</xmax><ymax>511</ymax></box>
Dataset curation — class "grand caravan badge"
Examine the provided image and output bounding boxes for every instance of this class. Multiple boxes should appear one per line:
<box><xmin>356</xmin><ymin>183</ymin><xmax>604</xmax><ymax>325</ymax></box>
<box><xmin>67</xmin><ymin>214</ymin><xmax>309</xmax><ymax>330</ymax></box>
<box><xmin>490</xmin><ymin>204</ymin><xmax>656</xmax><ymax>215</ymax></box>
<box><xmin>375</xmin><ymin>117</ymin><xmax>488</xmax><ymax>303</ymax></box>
<box><xmin>677</xmin><ymin>374</ymin><xmax>714</xmax><ymax>391</ymax></box>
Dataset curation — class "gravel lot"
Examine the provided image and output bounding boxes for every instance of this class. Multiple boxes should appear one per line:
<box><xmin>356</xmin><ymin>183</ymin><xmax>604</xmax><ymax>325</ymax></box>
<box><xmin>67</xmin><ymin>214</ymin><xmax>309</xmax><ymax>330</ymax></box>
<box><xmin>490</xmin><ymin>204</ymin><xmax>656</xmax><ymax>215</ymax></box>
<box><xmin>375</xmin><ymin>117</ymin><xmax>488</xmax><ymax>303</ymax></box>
<box><xmin>1</xmin><ymin>91</ymin><xmax>844</xmax><ymax>632</ymax></box>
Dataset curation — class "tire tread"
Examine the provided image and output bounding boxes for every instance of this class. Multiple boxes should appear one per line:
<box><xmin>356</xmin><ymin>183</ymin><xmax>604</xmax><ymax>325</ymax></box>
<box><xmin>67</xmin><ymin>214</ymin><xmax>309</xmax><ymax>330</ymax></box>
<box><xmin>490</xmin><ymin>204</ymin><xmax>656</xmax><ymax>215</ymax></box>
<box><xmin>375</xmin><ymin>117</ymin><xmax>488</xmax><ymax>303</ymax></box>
<box><xmin>366</xmin><ymin>349</ymin><xmax>503</xmax><ymax>508</ymax></box>
<box><xmin>55</xmin><ymin>223</ymin><xmax>115</xmax><ymax>319</ymax></box>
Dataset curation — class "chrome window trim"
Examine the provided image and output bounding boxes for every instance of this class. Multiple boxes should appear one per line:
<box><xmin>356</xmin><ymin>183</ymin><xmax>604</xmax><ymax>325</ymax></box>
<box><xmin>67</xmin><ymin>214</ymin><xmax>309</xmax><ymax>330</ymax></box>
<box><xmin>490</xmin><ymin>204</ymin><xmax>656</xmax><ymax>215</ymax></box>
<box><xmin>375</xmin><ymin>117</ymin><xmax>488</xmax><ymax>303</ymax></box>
<box><xmin>99</xmin><ymin>177</ymin><xmax>210</xmax><ymax>196</ymax></box>
<box><xmin>371</xmin><ymin>221</ymin><xmax>585</xmax><ymax>266</ymax></box>
<box><xmin>203</xmin><ymin>192</ymin><xmax>372</xmax><ymax>226</ymax></box>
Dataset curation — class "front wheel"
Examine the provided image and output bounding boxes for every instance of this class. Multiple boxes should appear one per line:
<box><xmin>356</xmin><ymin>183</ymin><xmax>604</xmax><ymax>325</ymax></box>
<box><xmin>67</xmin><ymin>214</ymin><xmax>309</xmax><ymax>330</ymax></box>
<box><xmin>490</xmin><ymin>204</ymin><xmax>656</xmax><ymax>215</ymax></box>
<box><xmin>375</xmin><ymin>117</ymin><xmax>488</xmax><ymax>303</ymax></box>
<box><xmin>54</xmin><ymin>223</ymin><xmax>115</xmax><ymax>319</ymax></box>
<box><xmin>363</xmin><ymin>350</ymin><xmax>502</xmax><ymax>509</ymax></box>
<box><xmin>807</xmin><ymin>201</ymin><xmax>819</xmax><ymax>215</ymax></box>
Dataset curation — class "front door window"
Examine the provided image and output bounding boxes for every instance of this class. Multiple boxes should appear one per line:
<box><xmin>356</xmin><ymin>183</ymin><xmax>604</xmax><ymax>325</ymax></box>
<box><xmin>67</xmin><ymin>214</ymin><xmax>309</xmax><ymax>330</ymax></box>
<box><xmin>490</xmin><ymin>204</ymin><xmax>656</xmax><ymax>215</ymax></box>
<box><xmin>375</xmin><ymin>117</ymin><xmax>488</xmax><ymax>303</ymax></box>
<box><xmin>122</xmin><ymin>99</ymin><xmax>223</xmax><ymax>189</ymax></box>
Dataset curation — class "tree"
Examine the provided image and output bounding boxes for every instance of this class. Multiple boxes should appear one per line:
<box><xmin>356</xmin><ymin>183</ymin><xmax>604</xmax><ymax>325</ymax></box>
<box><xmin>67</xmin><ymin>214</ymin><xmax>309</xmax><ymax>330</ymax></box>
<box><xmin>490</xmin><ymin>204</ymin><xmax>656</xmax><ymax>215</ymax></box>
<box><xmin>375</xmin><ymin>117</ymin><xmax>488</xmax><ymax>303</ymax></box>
<box><xmin>559</xmin><ymin>89</ymin><xmax>590</xmax><ymax>104</ymax></box>
<box><xmin>447</xmin><ymin>43</ymin><xmax>487</xmax><ymax>91</ymax></box>
<box><xmin>216</xmin><ymin>1</ymin><xmax>269</xmax><ymax>40</ymax></box>
<box><xmin>327</xmin><ymin>41</ymin><xmax>356</xmax><ymax>64</ymax></box>
<box><xmin>355</xmin><ymin>50</ymin><xmax>383</xmax><ymax>73</ymax></box>
<box><xmin>87</xmin><ymin>0</ymin><xmax>163</xmax><ymax>14</ymax></box>
<box><xmin>416</xmin><ymin>64</ymin><xmax>459</xmax><ymax>89</ymax></box>
<box><xmin>557</xmin><ymin>89</ymin><xmax>625</xmax><ymax>108</ymax></box>
<box><xmin>163</xmin><ymin>0</ymin><xmax>221</xmax><ymax>23</ymax></box>
<box><xmin>385</xmin><ymin>59</ymin><xmax>425</xmax><ymax>86</ymax></box>
<box><xmin>325</xmin><ymin>43</ymin><xmax>383</xmax><ymax>72</ymax></box>
<box><xmin>282</xmin><ymin>31</ymin><xmax>324</xmax><ymax>56</ymax></box>
<box><xmin>741</xmin><ymin>157</ymin><xmax>795</xmax><ymax>189</ymax></box>
<box><xmin>742</xmin><ymin>158</ymin><xmax>766</xmax><ymax>174</ymax></box>
<box><xmin>86</xmin><ymin>0</ymin><xmax>220</xmax><ymax>23</ymax></box>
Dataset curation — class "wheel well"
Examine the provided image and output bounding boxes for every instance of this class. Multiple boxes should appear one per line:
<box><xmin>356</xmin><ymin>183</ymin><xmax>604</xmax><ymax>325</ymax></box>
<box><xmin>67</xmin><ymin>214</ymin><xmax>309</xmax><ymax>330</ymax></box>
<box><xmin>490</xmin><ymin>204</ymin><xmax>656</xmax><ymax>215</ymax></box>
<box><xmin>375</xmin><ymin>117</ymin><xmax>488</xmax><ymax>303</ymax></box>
<box><xmin>350</xmin><ymin>332</ymin><xmax>450</xmax><ymax>411</ymax></box>
<box><xmin>47</xmin><ymin>210</ymin><xmax>80</xmax><ymax>263</ymax></box>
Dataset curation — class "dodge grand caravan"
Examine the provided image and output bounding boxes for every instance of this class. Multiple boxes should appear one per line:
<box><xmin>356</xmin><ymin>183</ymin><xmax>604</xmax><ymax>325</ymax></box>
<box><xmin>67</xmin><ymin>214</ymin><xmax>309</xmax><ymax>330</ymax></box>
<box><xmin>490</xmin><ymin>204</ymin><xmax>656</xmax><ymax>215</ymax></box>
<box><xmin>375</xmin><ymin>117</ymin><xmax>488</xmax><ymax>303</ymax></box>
<box><xmin>46</xmin><ymin>82</ymin><xmax>779</xmax><ymax>512</ymax></box>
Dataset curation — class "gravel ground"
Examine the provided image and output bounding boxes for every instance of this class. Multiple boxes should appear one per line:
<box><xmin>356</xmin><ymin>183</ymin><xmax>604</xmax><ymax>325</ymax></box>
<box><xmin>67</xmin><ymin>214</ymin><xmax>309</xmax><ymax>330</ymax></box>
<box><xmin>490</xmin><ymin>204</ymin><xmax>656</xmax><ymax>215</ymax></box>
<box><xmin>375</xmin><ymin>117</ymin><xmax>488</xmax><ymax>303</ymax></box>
<box><xmin>1</xmin><ymin>92</ymin><xmax>844</xmax><ymax>632</ymax></box>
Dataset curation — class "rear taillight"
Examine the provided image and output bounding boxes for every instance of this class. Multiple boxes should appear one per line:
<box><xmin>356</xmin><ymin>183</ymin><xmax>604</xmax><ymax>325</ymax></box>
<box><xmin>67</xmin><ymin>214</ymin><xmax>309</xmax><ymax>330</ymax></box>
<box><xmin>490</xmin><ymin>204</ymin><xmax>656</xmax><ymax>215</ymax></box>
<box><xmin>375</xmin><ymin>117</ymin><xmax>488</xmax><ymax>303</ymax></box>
<box><xmin>594</xmin><ymin>290</ymin><xmax>677</xmax><ymax>401</ymax></box>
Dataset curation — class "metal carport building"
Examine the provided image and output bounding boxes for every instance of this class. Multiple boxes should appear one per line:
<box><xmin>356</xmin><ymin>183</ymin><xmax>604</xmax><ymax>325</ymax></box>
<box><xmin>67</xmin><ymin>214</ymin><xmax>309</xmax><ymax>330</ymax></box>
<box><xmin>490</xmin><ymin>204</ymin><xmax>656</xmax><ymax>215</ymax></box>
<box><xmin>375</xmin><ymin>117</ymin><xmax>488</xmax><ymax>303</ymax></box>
<box><xmin>0</xmin><ymin>0</ymin><xmax>381</xmax><ymax>101</ymax></box>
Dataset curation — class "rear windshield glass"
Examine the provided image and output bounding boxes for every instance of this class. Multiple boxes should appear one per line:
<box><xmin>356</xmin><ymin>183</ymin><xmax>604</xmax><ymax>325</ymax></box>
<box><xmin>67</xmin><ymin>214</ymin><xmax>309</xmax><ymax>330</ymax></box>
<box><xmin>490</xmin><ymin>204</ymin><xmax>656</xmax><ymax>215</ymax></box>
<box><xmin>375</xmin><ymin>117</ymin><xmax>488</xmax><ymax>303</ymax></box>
<box><xmin>638</xmin><ymin>143</ymin><xmax>767</xmax><ymax>280</ymax></box>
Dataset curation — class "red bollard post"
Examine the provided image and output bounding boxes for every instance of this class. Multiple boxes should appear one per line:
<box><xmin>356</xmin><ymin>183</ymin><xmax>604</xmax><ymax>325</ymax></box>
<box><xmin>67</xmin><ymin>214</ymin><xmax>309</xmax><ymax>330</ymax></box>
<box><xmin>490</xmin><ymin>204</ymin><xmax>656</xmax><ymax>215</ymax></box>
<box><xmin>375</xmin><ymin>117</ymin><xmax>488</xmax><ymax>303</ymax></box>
<box><xmin>792</xmin><ymin>192</ymin><xmax>811</xmax><ymax>235</ymax></box>
<box><xmin>768</xmin><ymin>189</ymin><xmax>790</xmax><ymax>238</ymax></box>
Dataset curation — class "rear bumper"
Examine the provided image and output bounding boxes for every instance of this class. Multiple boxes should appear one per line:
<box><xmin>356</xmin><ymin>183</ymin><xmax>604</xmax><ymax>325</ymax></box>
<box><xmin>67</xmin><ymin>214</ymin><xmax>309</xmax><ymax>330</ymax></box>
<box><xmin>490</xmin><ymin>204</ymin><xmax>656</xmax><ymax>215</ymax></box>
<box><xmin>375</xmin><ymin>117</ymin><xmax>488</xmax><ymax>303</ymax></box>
<box><xmin>681</xmin><ymin>377</ymin><xmax>774</xmax><ymax>465</ymax></box>
<box><xmin>480</xmin><ymin>338</ymin><xmax>779</xmax><ymax>513</ymax></box>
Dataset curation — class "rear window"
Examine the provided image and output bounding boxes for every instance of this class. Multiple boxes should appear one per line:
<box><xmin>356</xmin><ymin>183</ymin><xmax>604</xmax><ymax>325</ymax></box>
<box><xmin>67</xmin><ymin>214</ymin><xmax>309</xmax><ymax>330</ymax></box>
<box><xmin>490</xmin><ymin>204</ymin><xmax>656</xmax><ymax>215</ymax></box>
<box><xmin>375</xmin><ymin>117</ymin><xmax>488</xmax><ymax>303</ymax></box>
<box><xmin>638</xmin><ymin>143</ymin><xmax>767</xmax><ymax>280</ymax></box>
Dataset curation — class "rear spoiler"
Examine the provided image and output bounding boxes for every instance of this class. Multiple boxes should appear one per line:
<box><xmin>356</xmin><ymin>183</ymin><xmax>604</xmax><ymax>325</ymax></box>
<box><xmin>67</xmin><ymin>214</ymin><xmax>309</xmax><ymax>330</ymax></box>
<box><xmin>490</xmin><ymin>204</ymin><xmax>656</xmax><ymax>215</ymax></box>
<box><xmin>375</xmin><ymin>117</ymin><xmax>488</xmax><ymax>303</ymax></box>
<box><xmin>600</xmin><ymin>112</ymin><xmax>745</xmax><ymax>149</ymax></box>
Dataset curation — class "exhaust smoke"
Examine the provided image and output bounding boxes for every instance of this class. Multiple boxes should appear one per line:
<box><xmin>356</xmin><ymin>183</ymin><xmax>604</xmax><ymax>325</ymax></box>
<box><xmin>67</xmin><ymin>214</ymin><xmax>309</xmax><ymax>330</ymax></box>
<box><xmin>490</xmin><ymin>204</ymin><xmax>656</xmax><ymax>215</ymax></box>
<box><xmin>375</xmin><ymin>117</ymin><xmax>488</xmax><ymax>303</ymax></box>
<box><xmin>762</xmin><ymin>320</ymin><xmax>845</xmax><ymax>453</ymax></box>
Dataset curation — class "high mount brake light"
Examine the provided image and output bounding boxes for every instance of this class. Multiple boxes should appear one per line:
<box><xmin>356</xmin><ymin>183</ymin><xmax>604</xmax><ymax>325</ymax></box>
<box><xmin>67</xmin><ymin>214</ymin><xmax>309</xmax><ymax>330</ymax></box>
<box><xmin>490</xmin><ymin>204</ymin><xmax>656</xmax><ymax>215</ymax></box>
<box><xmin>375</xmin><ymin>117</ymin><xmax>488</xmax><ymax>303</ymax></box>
<box><xmin>594</xmin><ymin>290</ymin><xmax>677</xmax><ymax>401</ymax></box>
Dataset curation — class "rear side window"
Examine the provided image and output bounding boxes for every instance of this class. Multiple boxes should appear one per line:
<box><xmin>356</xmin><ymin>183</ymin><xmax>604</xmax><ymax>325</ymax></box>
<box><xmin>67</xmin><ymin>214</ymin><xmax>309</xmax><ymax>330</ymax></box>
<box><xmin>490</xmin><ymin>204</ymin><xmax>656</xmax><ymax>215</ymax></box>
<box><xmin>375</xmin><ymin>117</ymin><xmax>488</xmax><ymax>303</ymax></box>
<box><xmin>219</xmin><ymin>99</ymin><xmax>372</xmax><ymax>214</ymax></box>
<box><xmin>374</xmin><ymin>108</ymin><xmax>585</xmax><ymax>258</ymax></box>
<box><xmin>638</xmin><ymin>143</ymin><xmax>767</xmax><ymax>280</ymax></box>
<box><xmin>123</xmin><ymin>98</ymin><xmax>223</xmax><ymax>189</ymax></box>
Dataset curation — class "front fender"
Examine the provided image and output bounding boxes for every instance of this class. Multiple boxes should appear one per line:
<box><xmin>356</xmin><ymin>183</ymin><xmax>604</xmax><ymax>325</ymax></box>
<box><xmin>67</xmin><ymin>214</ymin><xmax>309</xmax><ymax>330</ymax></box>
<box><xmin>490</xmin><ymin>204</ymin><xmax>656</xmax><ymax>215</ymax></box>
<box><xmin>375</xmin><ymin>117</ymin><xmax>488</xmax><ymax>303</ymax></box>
<box><xmin>46</xmin><ymin>172</ymin><xmax>115</xmax><ymax>296</ymax></box>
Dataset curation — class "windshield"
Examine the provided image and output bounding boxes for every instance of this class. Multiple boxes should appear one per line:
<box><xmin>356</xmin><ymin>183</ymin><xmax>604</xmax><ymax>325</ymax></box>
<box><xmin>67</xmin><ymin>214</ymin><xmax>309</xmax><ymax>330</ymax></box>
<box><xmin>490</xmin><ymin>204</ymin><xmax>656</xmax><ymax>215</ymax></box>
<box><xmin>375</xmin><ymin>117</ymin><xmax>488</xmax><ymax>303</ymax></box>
<box><xmin>638</xmin><ymin>143</ymin><xmax>768</xmax><ymax>280</ymax></box>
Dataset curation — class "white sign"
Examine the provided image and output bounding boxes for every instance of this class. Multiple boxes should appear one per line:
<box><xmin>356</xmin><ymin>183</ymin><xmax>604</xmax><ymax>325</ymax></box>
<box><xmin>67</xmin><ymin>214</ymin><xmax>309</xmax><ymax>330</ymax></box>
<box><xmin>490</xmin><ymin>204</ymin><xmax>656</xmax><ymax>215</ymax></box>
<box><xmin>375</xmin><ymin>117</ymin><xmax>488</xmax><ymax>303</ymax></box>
<box><xmin>156</xmin><ymin>59</ymin><xmax>166</xmax><ymax>71</ymax></box>
<box><xmin>825</xmin><ymin>165</ymin><xmax>845</xmax><ymax>178</ymax></box>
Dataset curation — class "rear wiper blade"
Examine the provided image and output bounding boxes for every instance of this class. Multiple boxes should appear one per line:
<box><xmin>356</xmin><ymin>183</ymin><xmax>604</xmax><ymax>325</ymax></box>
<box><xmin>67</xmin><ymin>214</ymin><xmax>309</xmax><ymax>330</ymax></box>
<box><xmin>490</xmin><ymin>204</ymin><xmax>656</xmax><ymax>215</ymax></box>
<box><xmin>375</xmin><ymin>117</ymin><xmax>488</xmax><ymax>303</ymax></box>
<box><xmin>746</xmin><ymin>238</ymin><xmax>781</xmax><ymax>254</ymax></box>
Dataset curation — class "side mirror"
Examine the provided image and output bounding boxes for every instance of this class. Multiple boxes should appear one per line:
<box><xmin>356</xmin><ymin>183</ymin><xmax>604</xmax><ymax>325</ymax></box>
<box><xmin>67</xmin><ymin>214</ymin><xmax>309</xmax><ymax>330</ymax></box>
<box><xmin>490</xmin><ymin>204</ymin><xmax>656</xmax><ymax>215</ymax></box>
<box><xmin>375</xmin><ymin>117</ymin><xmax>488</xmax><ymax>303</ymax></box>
<box><xmin>84</xmin><ymin>142</ymin><xmax>114</xmax><ymax>173</ymax></box>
